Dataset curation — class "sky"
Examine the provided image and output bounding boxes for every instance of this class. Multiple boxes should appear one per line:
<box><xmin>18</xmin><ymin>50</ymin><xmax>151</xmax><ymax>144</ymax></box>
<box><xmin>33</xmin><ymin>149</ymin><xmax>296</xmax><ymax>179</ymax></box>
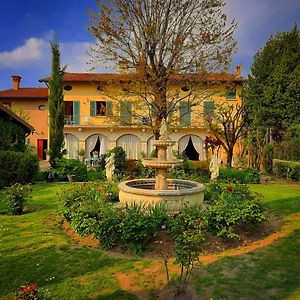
<box><xmin>0</xmin><ymin>0</ymin><xmax>299</xmax><ymax>90</ymax></box>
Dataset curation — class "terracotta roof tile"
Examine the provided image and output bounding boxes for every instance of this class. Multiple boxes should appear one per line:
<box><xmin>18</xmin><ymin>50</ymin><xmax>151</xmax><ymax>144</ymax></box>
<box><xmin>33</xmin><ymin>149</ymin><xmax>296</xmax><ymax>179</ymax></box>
<box><xmin>0</xmin><ymin>88</ymin><xmax>48</xmax><ymax>99</ymax></box>
<box><xmin>39</xmin><ymin>72</ymin><xmax>245</xmax><ymax>83</ymax></box>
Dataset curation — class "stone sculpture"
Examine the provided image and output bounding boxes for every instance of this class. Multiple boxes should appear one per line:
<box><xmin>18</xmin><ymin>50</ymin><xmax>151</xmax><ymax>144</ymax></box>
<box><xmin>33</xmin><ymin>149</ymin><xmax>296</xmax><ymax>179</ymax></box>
<box><xmin>105</xmin><ymin>153</ymin><xmax>115</xmax><ymax>182</ymax></box>
<box><xmin>209</xmin><ymin>154</ymin><xmax>219</xmax><ymax>181</ymax></box>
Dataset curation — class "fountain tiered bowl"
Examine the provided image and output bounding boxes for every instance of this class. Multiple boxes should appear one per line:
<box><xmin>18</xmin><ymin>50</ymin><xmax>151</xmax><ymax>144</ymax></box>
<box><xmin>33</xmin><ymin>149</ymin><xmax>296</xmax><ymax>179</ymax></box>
<box><xmin>118</xmin><ymin>122</ymin><xmax>205</xmax><ymax>211</ymax></box>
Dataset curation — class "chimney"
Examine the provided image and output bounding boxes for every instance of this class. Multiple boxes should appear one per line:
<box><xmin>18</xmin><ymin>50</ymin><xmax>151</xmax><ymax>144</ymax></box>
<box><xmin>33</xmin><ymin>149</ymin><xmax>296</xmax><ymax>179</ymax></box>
<box><xmin>12</xmin><ymin>75</ymin><xmax>22</xmax><ymax>90</ymax></box>
<box><xmin>234</xmin><ymin>65</ymin><xmax>242</xmax><ymax>77</ymax></box>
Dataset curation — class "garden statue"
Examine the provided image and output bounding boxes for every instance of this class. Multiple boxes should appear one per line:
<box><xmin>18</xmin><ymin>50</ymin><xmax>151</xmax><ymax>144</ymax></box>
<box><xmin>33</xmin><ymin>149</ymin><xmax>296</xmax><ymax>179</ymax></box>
<box><xmin>159</xmin><ymin>118</ymin><xmax>169</xmax><ymax>140</ymax></box>
<box><xmin>105</xmin><ymin>153</ymin><xmax>115</xmax><ymax>182</ymax></box>
<box><xmin>209</xmin><ymin>154</ymin><xmax>219</xmax><ymax>181</ymax></box>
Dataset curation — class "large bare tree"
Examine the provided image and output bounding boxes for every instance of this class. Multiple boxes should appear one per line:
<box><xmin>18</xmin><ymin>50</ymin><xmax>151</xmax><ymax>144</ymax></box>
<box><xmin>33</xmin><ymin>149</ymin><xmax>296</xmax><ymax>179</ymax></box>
<box><xmin>88</xmin><ymin>0</ymin><xmax>236</xmax><ymax>137</ymax></box>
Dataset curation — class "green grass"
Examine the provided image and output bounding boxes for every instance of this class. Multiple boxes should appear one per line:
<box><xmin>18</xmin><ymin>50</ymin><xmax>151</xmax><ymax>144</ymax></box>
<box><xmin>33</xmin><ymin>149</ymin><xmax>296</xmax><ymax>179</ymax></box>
<box><xmin>194</xmin><ymin>182</ymin><xmax>300</xmax><ymax>300</ymax></box>
<box><xmin>0</xmin><ymin>182</ymin><xmax>299</xmax><ymax>299</ymax></box>
<box><xmin>0</xmin><ymin>183</ymin><xmax>138</xmax><ymax>300</ymax></box>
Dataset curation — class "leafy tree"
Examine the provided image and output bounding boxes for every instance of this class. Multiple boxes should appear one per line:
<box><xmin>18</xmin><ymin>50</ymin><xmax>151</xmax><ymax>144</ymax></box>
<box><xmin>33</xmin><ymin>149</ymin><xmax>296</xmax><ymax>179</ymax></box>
<box><xmin>10</xmin><ymin>104</ymin><xmax>30</xmax><ymax>122</ymax></box>
<box><xmin>204</xmin><ymin>102</ymin><xmax>246</xmax><ymax>166</ymax></box>
<box><xmin>48</xmin><ymin>39</ymin><xmax>65</xmax><ymax>166</ymax></box>
<box><xmin>244</xmin><ymin>25</ymin><xmax>300</xmax><ymax>167</ymax></box>
<box><xmin>88</xmin><ymin>0</ymin><xmax>236</xmax><ymax>138</ymax></box>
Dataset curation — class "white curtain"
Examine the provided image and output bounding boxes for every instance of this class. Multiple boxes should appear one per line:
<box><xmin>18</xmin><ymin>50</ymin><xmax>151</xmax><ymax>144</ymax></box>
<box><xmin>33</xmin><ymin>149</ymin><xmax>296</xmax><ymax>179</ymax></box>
<box><xmin>99</xmin><ymin>138</ymin><xmax>106</xmax><ymax>156</ymax></box>
<box><xmin>178</xmin><ymin>135</ymin><xmax>190</xmax><ymax>153</ymax></box>
<box><xmin>191</xmin><ymin>135</ymin><xmax>204</xmax><ymax>160</ymax></box>
<box><xmin>64</xmin><ymin>134</ymin><xmax>79</xmax><ymax>159</ymax></box>
<box><xmin>85</xmin><ymin>135</ymin><xmax>100</xmax><ymax>158</ymax></box>
<box><xmin>117</xmin><ymin>134</ymin><xmax>141</xmax><ymax>159</ymax></box>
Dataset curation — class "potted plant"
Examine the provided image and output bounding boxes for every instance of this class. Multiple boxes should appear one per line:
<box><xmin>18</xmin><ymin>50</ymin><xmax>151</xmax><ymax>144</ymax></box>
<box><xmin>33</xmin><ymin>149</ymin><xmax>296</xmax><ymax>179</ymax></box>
<box><xmin>78</xmin><ymin>148</ymin><xmax>85</xmax><ymax>162</ymax></box>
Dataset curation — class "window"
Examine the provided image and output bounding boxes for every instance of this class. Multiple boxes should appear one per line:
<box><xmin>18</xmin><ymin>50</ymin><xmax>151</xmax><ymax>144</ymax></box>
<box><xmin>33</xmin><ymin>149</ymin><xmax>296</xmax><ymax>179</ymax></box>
<box><xmin>38</xmin><ymin>105</ymin><xmax>46</xmax><ymax>111</ymax></box>
<box><xmin>64</xmin><ymin>101</ymin><xmax>80</xmax><ymax>124</ymax></box>
<box><xmin>64</xmin><ymin>85</ymin><xmax>73</xmax><ymax>91</ymax></box>
<box><xmin>120</xmin><ymin>102</ymin><xmax>132</xmax><ymax>124</ymax></box>
<box><xmin>179</xmin><ymin>101</ymin><xmax>191</xmax><ymax>127</ymax></box>
<box><xmin>226</xmin><ymin>89</ymin><xmax>236</xmax><ymax>100</ymax></box>
<box><xmin>204</xmin><ymin>101</ymin><xmax>215</xmax><ymax>117</ymax></box>
<box><xmin>90</xmin><ymin>101</ymin><xmax>112</xmax><ymax>116</ymax></box>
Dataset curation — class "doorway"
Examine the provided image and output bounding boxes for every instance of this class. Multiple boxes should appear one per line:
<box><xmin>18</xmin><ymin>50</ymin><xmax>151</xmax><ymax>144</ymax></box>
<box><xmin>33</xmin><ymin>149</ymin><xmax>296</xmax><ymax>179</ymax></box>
<box><xmin>37</xmin><ymin>139</ymin><xmax>48</xmax><ymax>160</ymax></box>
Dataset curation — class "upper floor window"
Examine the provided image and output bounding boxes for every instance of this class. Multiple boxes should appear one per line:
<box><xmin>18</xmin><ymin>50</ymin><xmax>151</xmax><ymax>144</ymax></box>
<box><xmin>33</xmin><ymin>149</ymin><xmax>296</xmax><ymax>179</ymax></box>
<box><xmin>38</xmin><ymin>105</ymin><xmax>46</xmax><ymax>111</ymax></box>
<box><xmin>226</xmin><ymin>89</ymin><xmax>236</xmax><ymax>100</ymax></box>
<box><xmin>204</xmin><ymin>101</ymin><xmax>215</xmax><ymax>117</ymax></box>
<box><xmin>90</xmin><ymin>100</ymin><xmax>112</xmax><ymax>117</ymax></box>
<box><xmin>179</xmin><ymin>101</ymin><xmax>191</xmax><ymax>127</ymax></box>
<box><xmin>120</xmin><ymin>102</ymin><xmax>132</xmax><ymax>124</ymax></box>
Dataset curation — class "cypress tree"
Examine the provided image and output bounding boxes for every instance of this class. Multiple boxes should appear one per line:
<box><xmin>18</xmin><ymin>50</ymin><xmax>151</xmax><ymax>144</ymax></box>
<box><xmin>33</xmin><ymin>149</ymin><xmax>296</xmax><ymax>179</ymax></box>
<box><xmin>49</xmin><ymin>39</ymin><xmax>65</xmax><ymax>166</ymax></box>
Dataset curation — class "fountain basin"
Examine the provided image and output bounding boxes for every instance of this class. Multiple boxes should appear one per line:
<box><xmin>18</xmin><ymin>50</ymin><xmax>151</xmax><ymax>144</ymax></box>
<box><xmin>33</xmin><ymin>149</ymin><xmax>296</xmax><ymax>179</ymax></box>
<box><xmin>118</xmin><ymin>179</ymin><xmax>205</xmax><ymax>212</ymax></box>
<box><xmin>142</xmin><ymin>158</ymin><xmax>183</xmax><ymax>168</ymax></box>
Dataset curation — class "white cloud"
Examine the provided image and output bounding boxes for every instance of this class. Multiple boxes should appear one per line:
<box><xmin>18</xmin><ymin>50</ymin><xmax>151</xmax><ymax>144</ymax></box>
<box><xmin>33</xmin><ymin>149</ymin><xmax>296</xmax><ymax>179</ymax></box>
<box><xmin>0</xmin><ymin>38</ymin><xmax>48</xmax><ymax>68</ymax></box>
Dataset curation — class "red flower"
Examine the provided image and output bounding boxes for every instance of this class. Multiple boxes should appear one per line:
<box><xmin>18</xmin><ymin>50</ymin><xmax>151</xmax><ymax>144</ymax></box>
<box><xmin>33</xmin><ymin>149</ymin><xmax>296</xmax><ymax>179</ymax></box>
<box><xmin>226</xmin><ymin>186</ymin><xmax>233</xmax><ymax>192</ymax></box>
<box><xmin>98</xmin><ymin>187</ymin><xmax>102</xmax><ymax>192</ymax></box>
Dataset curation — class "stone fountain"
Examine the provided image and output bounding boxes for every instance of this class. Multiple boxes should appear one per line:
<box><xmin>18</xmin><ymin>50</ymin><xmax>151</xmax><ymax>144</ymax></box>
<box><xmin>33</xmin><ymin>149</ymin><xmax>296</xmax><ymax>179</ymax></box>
<box><xmin>118</xmin><ymin>119</ymin><xmax>204</xmax><ymax>211</ymax></box>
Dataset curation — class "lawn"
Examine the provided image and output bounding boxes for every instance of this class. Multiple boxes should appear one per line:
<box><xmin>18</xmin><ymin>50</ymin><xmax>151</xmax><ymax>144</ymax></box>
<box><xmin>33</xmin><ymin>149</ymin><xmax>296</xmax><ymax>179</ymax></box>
<box><xmin>0</xmin><ymin>182</ymin><xmax>299</xmax><ymax>299</ymax></box>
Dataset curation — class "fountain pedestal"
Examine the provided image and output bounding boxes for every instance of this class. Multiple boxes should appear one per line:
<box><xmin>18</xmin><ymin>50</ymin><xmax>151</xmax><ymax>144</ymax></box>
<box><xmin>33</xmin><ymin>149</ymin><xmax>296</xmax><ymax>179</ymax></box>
<box><xmin>118</xmin><ymin>119</ymin><xmax>205</xmax><ymax>211</ymax></box>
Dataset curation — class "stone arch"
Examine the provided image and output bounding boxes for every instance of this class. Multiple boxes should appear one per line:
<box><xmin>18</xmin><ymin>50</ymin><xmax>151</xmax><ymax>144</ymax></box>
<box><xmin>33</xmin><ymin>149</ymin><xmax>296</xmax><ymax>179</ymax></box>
<box><xmin>117</xmin><ymin>134</ymin><xmax>141</xmax><ymax>159</ymax></box>
<box><xmin>85</xmin><ymin>134</ymin><xmax>107</xmax><ymax>158</ymax></box>
<box><xmin>178</xmin><ymin>135</ymin><xmax>204</xmax><ymax>160</ymax></box>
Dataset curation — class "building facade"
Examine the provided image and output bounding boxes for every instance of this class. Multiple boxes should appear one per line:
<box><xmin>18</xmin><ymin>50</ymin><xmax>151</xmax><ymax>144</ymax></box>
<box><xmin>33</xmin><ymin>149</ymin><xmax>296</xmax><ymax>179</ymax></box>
<box><xmin>0</xmin><ymin>76</ymin><xmax>48</xmax><ymax>159</ymax></box>
<box><xmin>40</xmin><ymin>70</ymin><xmax>244</xmax><ymax>162</ymax></box>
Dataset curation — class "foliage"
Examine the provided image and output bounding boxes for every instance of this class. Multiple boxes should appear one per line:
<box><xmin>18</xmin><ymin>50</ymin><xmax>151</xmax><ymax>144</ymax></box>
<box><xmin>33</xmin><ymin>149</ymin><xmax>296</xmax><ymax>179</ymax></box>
<box><xmin>169</xmin><ymin>206</ymin><xmax>205</xmax><ymax>294</ymax></box>
<box><xmin>3</xmin><ymin>183</ymin><xmax>32</xmax><ymax>215</ymax></box>
<box><xmin>204</xmin><ymin>135</ymin><xmax>222</xmax><ymax>155</ymax></box>
<box><xmin>204</xmin><ymin>182</ymin><xmax>265</xmax><ymax>238</ymax></box>
<box><xmin>16</xmin><ymin>283</ymin><xmax>44</xmax><ymax>300</ymax></box>
<box><xmin>106</xmin><ymin>146</ymin><xmax>127</xmax><ymax>179</ymax></box>
<box><xmin>218</xmin><ymin>167</ymin><xmax>261</xmax><ymax>184</ymax></box>
<box><xmin>168</xmin><ymin>159</ymin><xmax>210</xmax><ymax>182</ymax></box>
<box><xmin>273</xmin><ymin>124</ymin><xmax>300</xmax><ymax>161</ymax></box>
<box><xmin>244</xmin><ymin>26</ymin><xmax>300</xmax><ymax>167</ymax></box>
<box><xmin>262</xmin><ymin>143</ymin><xmax>274</xmax><ymax>174</ymax></box>
<box><xmin>10</xmin><ymin>104</ymin><xmax>30</xmax><ymax>122</ymax></box>
<box><xmin>133</xmin><ymin>160</ymin><xmax>155</xmax><ymax>178</ymax></box>
<box><xmin>0</xmin><ymin>115</ymin><xmax>27</xmax><ymax>152</ymax></box>
<box><xmin>273</xmin><ymin>159</ymin><xmax>300</xmax><ymax>181</ymax></box>
<box><xmin>52</xmin><ymin>158</ymin><xmax>87</xmax><ymax>182</ymax></box>
<box><xmin>0</xmin><ymin>150</ymin><xmax>39</xmax><ymax>188</ymax></box>
<box><xmin>96</xmin><ymin>182</ymin><xmax>119</xmax><ymax>202</ymax></box>
<box><xmin>87</xmin><ymin>169</ymin><xmax>105</xmax><ymax>181</ymax></box>
<box><xmin>88</xmin><ymin>0</ymin><xmax>236</xmax><ymax>136</ymax></box>
<box><xmin>204</xmin><ymin>102</ymin><xmax>246</xmax><ymax>166</ymax></box>
<box><xmin>48</xmin><ymin>38</ymin><xmax>65</xmax><ymax>166</ymax></box>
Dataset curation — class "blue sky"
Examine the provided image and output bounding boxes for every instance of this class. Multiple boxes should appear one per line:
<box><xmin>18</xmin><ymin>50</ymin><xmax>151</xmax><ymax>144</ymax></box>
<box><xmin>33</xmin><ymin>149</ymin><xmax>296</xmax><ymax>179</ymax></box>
<box><xmin>0</xmin><ymin>0</ymin><xmax>299</xmax><ymax>89</ymax></box>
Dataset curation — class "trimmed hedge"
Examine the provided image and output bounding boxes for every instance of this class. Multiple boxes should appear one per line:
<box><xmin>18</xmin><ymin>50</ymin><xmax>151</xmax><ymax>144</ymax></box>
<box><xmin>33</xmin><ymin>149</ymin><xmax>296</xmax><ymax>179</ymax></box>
<box><xmin>218</xmin><ymin>167</ymin><xmax>260</xmax><ymax>184</ymax></box>
<box><xmin>273</xmin><ymin>159</ymin><xmax>300</xmax><ymax>181</ymax></box>
<box><xmin>0</xmin><ymin>150</ymin><xmax>39</xmax><ymax>188</ymax></box>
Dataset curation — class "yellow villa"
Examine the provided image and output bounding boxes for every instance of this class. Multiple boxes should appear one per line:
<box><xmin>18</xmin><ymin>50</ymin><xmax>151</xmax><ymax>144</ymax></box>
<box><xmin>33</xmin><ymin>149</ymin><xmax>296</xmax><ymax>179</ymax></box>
<box><xmin>39</xmin><ymin>67</ymin><xmax>244</xmax><ymax>163</ymax></box>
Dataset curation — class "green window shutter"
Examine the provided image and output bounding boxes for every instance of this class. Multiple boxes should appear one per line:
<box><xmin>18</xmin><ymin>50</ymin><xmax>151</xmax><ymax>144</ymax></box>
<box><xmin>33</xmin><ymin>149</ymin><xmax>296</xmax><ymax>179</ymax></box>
<box><xmin>90</xmin><ymin>100</ymin><xmax>96</xmax><ymax>116</ymax></box>
<box><xmin>179</xmin><ymin>101</ymin><xmax>191</xmax><ymax>126</ymax></box>
<box><xmin>120</xmin><ymin>102</ymin><xmax>132</xmax><ymax>124</ymax></box>
<box><xmin>73</xmin><ymin>101</ymin><xmax>80</xmax><ymax>124</ymax></box>
<box><xmin>204</xmin><ymin>101</ymin><xmax>215</xmax><ymax>117</ymax></box>
<box><xmin>226</xmin><ymin>89</ymin><xmax>236</xmax><ymax>100</ymax></box>
<box><xmin>106</xmin><ymin>101</ymin><xmax>113</xmax><ymax>116</ymax></box>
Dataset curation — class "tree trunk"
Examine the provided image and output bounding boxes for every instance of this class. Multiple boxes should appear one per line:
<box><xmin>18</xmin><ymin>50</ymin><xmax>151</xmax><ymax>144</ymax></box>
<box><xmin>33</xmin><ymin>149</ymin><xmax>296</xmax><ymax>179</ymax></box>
<box><xmin>226</xmin><ymin>148</ymin><xmax>234</xmax><ymax>167</ymax></box>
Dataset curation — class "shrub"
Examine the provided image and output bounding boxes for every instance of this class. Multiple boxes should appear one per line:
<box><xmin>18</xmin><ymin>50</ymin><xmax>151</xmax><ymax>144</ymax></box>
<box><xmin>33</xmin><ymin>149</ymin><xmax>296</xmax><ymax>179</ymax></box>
<box><xmin>16</xmin><ymin>282</ymin><xmax>44</xmax><ymax>300</ymax></box>
<box><xmin>204</xmin><ymin>182</ymin><xmax>265</xmax><ymax>238</ymax></box>
<box><xmin>4</xmin><ymin>183</ymin><xmax>32</xmax><ymax>215</ymax></box>
<box><xmin>52</xmin><ymin>158</ymin><xmax>87</xmax><ymax>182</ymax></box>
<box><xmin>106</xmin><ymin>146</ymin><xmax>127</xmax><ymax>179</ymax></box>
<box><xmin>0</xmin><ymin>151</ymin><xmax>39</xmax><ymax>188</ymax></box>
<box><xmin>87</xmin><ymin>169</ymin><xmax>105</xmax><ymax>181</ymax></box>
<box><xmin>218</xmin><ymin>167</ymin><xmax>260</xmax><ymax>184</ymax></box>
<box><xmin>273</xmin><ymin>159</ymin><xmax>300</xmax><ymax>181</ymax></box>
<box><xmin>134</xmin><ymin>160</ymin><xmax>155</xmax><ymax>178</ymax></box>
